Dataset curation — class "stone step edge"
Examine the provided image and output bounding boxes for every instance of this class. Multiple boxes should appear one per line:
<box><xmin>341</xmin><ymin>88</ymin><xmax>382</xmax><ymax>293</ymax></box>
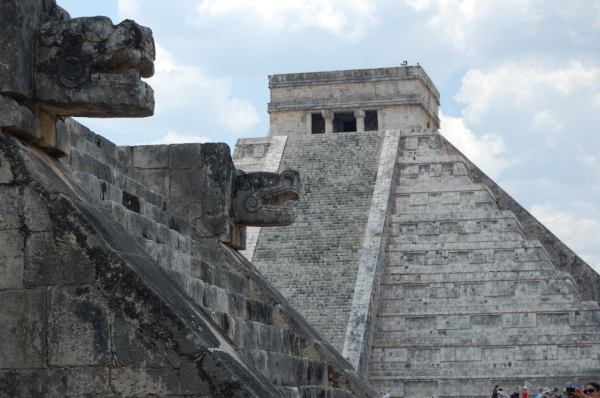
<box><xmin>69</xmin><ymin>149</ymin><xmax>166</xmax><ymax>209</ymax></box>
<box><xmin>398</xmin><ymin>154</ymin><xmax>466</xmax><ymax>164</ymax></box>
<box><xmin>277</xmin><ymin>386</ymin><xmax>353</xmax><ymax>398</ymax></box>
<box><xmin>244</xmin><ymin>349</ymin><xmax>329</xmax><ymax>388</ymax></box>
<box><xmin>168</xmin><ymin>269</ymin><xmax>273</xmax><ymax>326</ymax></box>
<box><xmin>391</xmin><ymin>210</ymin><xmax>518</xmax><ymax>222</ymax></box>
<box><xmin>207</xmin><ymin>310</ymin><xmax>302</xmax><ymax>358</ymax></box>
<box><xmin>389</xmin><ymin>239</ymin><xmax>549</xmax><ymax>250</ymax></box>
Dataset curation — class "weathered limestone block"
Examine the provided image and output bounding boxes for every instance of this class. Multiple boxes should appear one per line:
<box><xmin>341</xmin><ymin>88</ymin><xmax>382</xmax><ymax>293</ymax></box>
<box><xmin>65</xmin><ymin>367</ymin><xmax>110</xmax><ymax>396</ymax></box>
<box><xmin>24</xmin><ymin>232</ymin><xmax>59</xmax><ymax>285</ymax></box>
<box><xmin>48</xmin><ymin>285</ymin><xmax>110</xmax><ymax>366</ymax></box>
<box><xmin>0</xmin><ymin>231</ymin><xmax>24</xmax><ymax>289</ymax></box>
<box><xmin>0</xmin><ymin>152</ymin><xmax>14</xmax><ymax>184</ymax></box>
<box><xmin>0</xmin><ymin>370</ymin><xmax>65</xmax><ymax>398</ymax></box>
<box><xmin>0</xmin><ymin>186</ymin><xmax>21</xmax><ymax>230</ymax></box>
<box><xmin>0</xmin><ymin>95</ymin><xmax>40</xmax><ymax>142</ymax></box>
<box><xmin>0</xmin><ymin>289</ymin><xmax>47</xmax><ymax>368</ymax></box>
<box><xmin>24</xmin><ymin>187</ymin><xmax>52</xmax><ymax>231</ymax></box>
<box><xmin>111</xmin><ymin>310</ymin><xmax>170</xmax><ymax>368</ymax></box>
<box><xmin>110</xmin><ymin>367</ymin><xmax>179</xmax><ymax>396</ymax></box>
<box><xmin>179</xmin><ymin>361</ymin><xmax>212</xmax><ymax>395</ymax></box>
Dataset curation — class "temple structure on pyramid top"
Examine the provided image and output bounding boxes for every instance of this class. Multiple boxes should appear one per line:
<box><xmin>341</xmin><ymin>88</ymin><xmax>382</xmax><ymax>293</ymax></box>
<box><xmin>234</xmin><ymin>65</ymin><xmax>600</xmax><ymax>397</ymax></box>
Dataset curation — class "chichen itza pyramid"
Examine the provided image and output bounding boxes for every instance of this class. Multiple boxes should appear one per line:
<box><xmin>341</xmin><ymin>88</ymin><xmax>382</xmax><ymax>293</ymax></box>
<box><xmin>233</xmin><ymin>67</ymin><xmax>600</xmax><ymax>396</ymax></box>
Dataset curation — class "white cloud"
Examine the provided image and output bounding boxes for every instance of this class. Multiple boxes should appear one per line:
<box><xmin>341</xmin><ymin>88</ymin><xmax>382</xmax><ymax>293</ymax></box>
<box><xmin>438</xmin><ymin>111</ymin><xmax>514</xmax><ymax>179</ymax></box>
<box><xmin>531</xmin><ymin>202</ymin><xmax>600</xmax><ymax>271</ymax></box>
<box><xmin>532</xmin><ymin>110</ymin><xmax>563</xmax><ymax>133</ymax></box>
<box><xmin>577</xmin><ymin>143</ymin><xmax>600</xmax><ymax>179</ymax></box>
<box><xmin>456</xmin><ymin>61</ymin><xmax>600</xmax><ymax>125</ymax></box>
<box><xmin>117</xmin><ymin>0</ymin><xmax>140</xmax><ymax>20</ymax></box>
<box><xmin>404</xmin><ymin>0</ymin><xmax>434</xmax><ymax>11</ymax></box>
<box><xmin>531</xmin><ymin>110</ymin><xmax>563</xmax><ymax>146</ymax></box>
<box><xmin>218</xmin><ymin>98</ymin><xmax>260</xmax><ymax>133</ymax></box>
<box><xmin>195</xmin><ymin>0</ymin><xmax>379</xmax><ymax>41</ymax></box>
<box><xmin>150</xmin><ymin>44</ymin><xmax>260</xmax><ymax>132</ymax></box>
<box><xmin>149</xmin><ymin>131</ymin><xmax>212</xmax><ymax>145</ymax></box>
<box><xmin>404</xmin><ymin>0</ymin><xmax>545</xmax><ymax>54</ymax></box>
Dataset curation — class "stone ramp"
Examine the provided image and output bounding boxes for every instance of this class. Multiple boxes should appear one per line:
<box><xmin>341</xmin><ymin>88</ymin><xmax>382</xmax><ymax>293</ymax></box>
<box><xmin>0</xmin><ymin>121</ymin><xmax>378</xmax><ymax>397</ymax></box>
<box><xmin>249</xmin><ymin>132</ymin><xmax>385</xmax><ymax>352</ymax></box>
<box><xmin>368</xmin><ymin>129</ymin><xmax>600</xmax><ymax>397</ymax></box>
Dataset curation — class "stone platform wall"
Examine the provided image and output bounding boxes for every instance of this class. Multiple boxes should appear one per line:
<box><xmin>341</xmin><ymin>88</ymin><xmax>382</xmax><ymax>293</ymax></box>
<box><xmin>0</xmin><ymin>118</ymin><xmax>379</xmax><ymax>397</ymax></box>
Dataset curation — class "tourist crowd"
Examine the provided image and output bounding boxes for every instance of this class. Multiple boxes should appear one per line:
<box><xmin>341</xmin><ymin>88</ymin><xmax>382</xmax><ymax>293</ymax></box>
<box><xmin>490</xmin><ymin>382</ymin><xmax>600</xmax><ymax>398</ymax></box>
<box><xmin>376</xmin><ymin>382</ymin><xmax>600</xmax><ymax>398</ymax></box>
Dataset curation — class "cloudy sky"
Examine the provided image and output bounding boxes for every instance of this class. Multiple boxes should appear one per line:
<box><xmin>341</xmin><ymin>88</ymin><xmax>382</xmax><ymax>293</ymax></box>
<box><xmin>57</xmin><ymin>0</ymin><xmax>600</xmax><ymax>271</ymax></box>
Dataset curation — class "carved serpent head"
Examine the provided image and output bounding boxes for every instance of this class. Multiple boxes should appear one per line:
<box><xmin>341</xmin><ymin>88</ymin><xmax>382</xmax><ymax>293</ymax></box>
<box><xmin>232</xmin><ymin>170</ymin><xmax>301</xmax><ymax>227</ymax></box>
<box><xmin>35</xmin><ymin>16</ymin><xmax>155</xmax><ymax>117</ymax></box>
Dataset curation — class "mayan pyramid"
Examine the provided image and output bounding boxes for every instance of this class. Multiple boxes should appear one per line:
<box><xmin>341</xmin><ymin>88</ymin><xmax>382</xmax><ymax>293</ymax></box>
<box><xmin>233</xmin><ymin>66</ymin><xmax>600</xmax><ymax>397</ymax></box>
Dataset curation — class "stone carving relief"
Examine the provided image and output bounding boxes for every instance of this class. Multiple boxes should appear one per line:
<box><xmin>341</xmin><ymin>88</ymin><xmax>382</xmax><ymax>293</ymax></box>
<box><xmin>0</xmin><ymin>6</ymin><xmax>156</xmax><ymax>158</ymax></box>
<box><xmin>35</xmin><ymin>16</ymin><xmax>155</xmax><ymax>117</ymax></box>
<box><xmin>232</xmin><ymin>170</ymin><xmax>301</xmax><ymax>226</ymax></box>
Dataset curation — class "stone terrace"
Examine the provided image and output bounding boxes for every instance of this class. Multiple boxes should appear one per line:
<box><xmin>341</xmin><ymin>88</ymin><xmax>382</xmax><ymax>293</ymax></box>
<box><xmin>368</xmin><ymin>129</ymin><xmax>600</xmax><ymax>397</ymax></box>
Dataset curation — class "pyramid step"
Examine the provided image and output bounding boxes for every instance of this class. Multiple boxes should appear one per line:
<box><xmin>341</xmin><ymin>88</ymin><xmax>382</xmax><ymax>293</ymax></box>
<box><xmin>205</xmin><ymin>310</ymin><xmax>300</xmax><ymax>357</ymax></box>
<box><xmin>377</xmin><ymin>290</ymin><xmax>581</xmax><ymax>309</ymax></box>
<box><xmin>377</xmin><ymin>300</ymin><xmax>596</xmax><ymax>316</ymax></box>
<box><xmin>392</xmin><ymin>210</ymin><xmax>517</xmax><ymax>223</ymax></box>
<box><xmin>398</xmin><ymin>173</ymin><xmax>472</xmax><ymax>186</ymax></box>
<box><xmin>102</xmin><ymin>199</ymin><xmax>249</xmax><ymax>298</ymax></box>
<box><xmin>396</xmin><ymin>183</ymin><xmax>491</xmax><ymax>194</ymax></box>
<box><xmin>374</xmin><ymin>324</ymin><xmax>600</xmax><ymax>339</ymax></box>
<box><xmin>386</xmin><ymin>259</ymin><xmax>555</xmax><ymax>274</ymax></box>
<box><xmin>382</xmin><ymin>268</ymin><xmax>570</xmax><ymax>283</ymax></box>
<box><xmin>278</xmin><ymin>386</ymin><xmax>353</xmax><ymax>398</ymax></box>
<box><xmin>397</xmin><ymin>156</ymin><xmax>472</xmax><ymax>186</ymax></box>
<box><xmin>395</xmin><ymin>200</ymin><xmax>497</xmax><ymax>214</ymax></box>
<box><xmin>389</xmin><ymin>239</ymin><xmax>550</xmax><ymax>252</ymax></box>
<box><xmin>398</xmin><ymin>154</ymin><xmax>467</xmax><ymax>164</ymax></box>
<box><xmin>379</xmin><ymin>276</ymin><xmax>578</xmax><ymax>299</ymax></box>
<box><xmin>390</xmin><ymin>231</ymin><xmax>525</xmax><ymax>244</ymax></box>
<box><xmin>398</xmin><ymin>133</ymin><xmax>447</xmax><ymax>158</ymax></box>
<box><xmin>169</xmin><ymin>270</ymin><xmax>273</xmax><ymax>325</ymax></box>
<box><xmin>244</xmin><ymin>350</ymin><xmax>328</xmax><ymax>388</ymax></box>
<box><xmin>101</xmin><ymin>198</ymin><xmax>191</xmax><ymax>240</ymax></box>
<box><xmin>395</xmin><ymin>183</ymin><xmax>497</xmax><ymax>213</ymax></box>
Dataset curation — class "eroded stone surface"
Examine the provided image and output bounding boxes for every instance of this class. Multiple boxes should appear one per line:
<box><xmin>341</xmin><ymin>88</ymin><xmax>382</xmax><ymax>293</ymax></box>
<box><xmin>0</xmin><ymin>289</ymin><xmax>47</xmax><ymax>369</ymax></box>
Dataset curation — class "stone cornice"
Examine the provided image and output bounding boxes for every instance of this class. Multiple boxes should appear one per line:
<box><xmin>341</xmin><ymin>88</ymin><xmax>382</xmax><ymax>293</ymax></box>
<box><xmin>268</xmin><ymin>66</ymin><xmax>440</xmax><ymax>100</ymax></box>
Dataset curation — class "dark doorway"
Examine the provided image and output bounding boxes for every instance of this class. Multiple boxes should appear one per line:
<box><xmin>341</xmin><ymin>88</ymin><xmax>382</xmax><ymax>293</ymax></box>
<box><xmin>311</xmin><ymin>113</ymin><xmax>325</xmax><ymax>134</ymax></box>
<box><xmin>365</xmin><ymin>110</ymin><xmax>378</xmax><ymax>131</ymax></box>
<box><xmin>333</xmin><ymin>112</ymin><xmax>356</xmax><ymax>133</ymax></box>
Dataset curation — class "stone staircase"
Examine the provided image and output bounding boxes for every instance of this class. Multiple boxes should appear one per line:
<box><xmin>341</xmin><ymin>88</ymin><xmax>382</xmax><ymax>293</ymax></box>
<box><xmin>59</xmin><ymin>121</ymin><xmax>365</xmax><ymax>398</ymax></box>
<box><xmin>251</xmin><ymin>132</ymin><xmax>385</xmax><ymax>353</ymax></box>
<box><xmin>368</xmin><ymin>128</ymin><xmax>600</xmax><ymax>397</ymax></box>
